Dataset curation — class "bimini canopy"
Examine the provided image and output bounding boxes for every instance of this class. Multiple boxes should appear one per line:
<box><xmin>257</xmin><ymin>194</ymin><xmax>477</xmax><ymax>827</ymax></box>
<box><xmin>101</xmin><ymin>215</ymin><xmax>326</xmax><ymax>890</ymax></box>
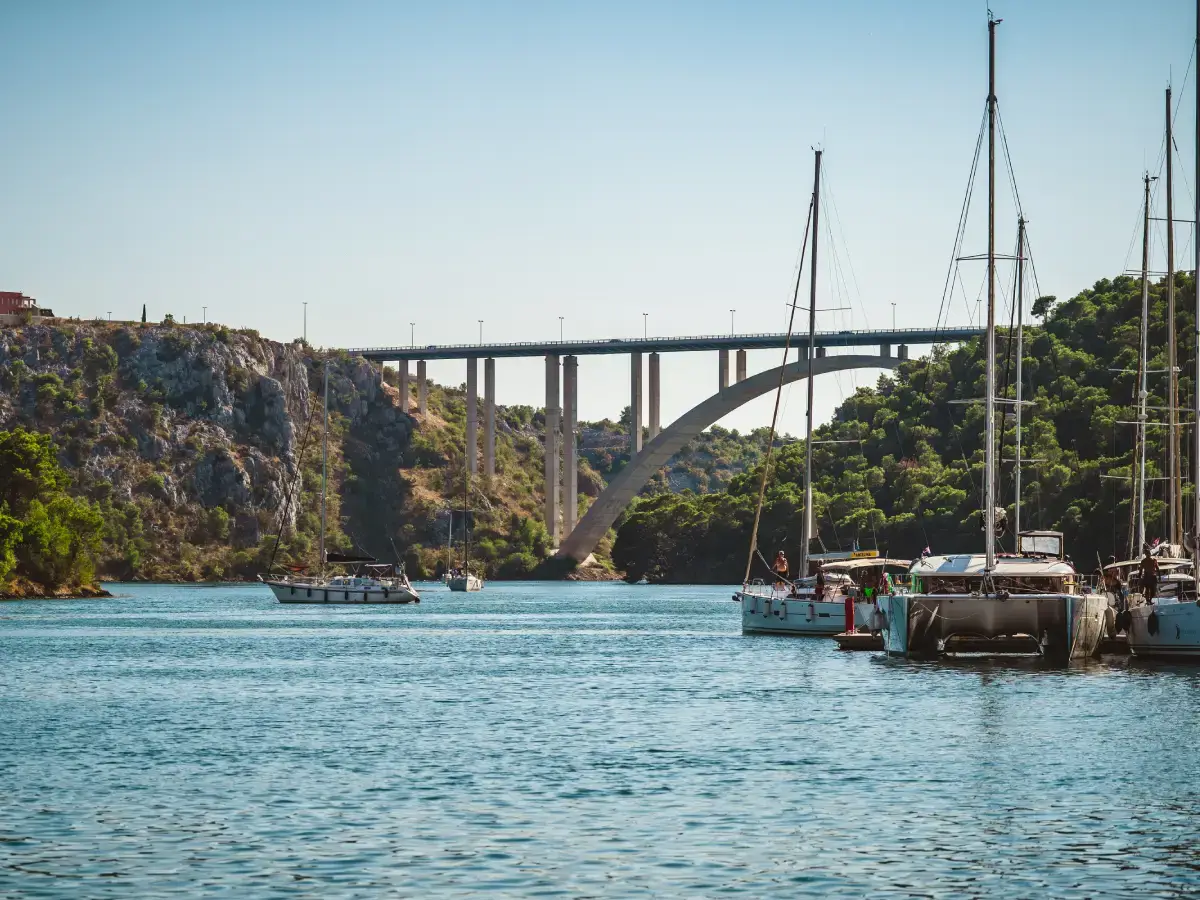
<box><xmin>911</xmin><ymin>553</ymin><xmax>1076</xmax><ymax>579</ymax></box>
<box><xmin>326</xmin><ymin>553</ymin><xmax>376</xmax><ymax>565</ymax></box>
<box><xmin>821</xmin><ymin>558</ymin><xmax>911</xmax><ymax>573</ymax></box>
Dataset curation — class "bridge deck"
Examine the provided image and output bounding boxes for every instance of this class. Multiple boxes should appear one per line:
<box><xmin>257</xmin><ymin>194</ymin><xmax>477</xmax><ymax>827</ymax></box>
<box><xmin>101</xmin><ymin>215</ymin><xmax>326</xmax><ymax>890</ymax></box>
<box><xmin>348</xmin><ymin>326</ymin><xmax>982</xmax><ymax>360</ymax></box>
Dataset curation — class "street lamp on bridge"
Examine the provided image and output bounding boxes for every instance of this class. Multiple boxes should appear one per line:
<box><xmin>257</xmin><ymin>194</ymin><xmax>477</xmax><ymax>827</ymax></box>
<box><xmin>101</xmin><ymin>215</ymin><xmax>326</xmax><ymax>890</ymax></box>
<box><xmin>410</xmin><ymin>322</ymin><xmax>415</xmax><ymax>348</ymax></box>
<box><xmin>478</xmin><ymin>320</ymin><xmax>484</xmax><ymax>344</ymax></box>
<box><xmin>558</xmin><ymin>316</ymin><xmax>564</xmax><ymax>342</ymax></box>
<box><xmin>642</xmin><ymin>312</ymin><xmax>647</xmax><ymax>339</ymax></box>
<box><xmin>730</xmin><ymin>309</ymin><xmax>736</xmax><ymax>336</ymax></box>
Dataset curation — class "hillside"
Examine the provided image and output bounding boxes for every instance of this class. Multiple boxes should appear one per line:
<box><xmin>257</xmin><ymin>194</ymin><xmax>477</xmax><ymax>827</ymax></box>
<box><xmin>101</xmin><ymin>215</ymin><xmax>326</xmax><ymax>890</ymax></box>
<box><xmin>614</xmin><ymin>273</ymin><xmax>1199</xmax><ymax>583</ymax></box>
<box><xmin>0</xmin><ymin>320</ymin><xmax>773</xmax><ymax>587</ymax></box>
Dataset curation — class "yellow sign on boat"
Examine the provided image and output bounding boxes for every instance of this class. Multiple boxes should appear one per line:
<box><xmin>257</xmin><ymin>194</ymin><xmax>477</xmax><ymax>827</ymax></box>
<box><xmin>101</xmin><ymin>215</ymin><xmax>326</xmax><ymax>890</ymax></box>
<box><xmin>850</xmin><ymin>550</ymin><xmax>879</xmax><ymax>559</ymax></box>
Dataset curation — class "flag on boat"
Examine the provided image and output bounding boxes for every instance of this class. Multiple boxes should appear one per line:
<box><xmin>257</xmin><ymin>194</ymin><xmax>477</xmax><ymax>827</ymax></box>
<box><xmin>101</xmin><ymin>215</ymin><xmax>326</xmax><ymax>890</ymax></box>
<box><xmin>921</xmin><ymin>546</ymin><xmax>931</xmax><ymax>557</ymax></box>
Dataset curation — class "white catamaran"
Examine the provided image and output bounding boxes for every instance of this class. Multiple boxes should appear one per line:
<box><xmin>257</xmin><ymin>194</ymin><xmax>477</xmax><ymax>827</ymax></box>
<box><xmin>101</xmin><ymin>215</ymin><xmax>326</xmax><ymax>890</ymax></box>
<box><xmin>261</xmin><ymin>363</ymin><xmax>420</xmax><ymax>605</ymax></box>
<box><xmin>878</xmin><ymin>16</ymin><xmax>1105</xmax><ymax>660</ymax></box>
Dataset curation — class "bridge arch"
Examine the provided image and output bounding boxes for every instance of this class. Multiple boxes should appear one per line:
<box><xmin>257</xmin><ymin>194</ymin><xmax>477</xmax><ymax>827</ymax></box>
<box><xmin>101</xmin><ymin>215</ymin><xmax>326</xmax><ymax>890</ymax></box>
<box><xmin>557</xmin><ymin>354</ymin><xmax>900</xmax><ymax>563</ymax></box>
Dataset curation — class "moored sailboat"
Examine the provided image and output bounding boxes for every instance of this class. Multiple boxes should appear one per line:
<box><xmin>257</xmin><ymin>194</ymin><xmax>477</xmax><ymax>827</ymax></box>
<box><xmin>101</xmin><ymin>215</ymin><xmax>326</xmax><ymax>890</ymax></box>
<box><xmin>877</xmin><ymin>16</ymin><xmax>1105</xmax><ymax>660</ymax></box>
<box><xmin>261</xmin><ymin>362</ymin><xmax>420</xmax><ymax>604</ymax></box>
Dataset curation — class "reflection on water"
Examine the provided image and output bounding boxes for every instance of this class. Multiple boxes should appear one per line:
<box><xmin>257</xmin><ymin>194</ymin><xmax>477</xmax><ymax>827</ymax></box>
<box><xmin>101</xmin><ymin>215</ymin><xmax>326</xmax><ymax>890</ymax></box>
<box><xmin>2</xmin><ymin>581</ymin><xmax>1199</xmax><ymax>898</ymax></box>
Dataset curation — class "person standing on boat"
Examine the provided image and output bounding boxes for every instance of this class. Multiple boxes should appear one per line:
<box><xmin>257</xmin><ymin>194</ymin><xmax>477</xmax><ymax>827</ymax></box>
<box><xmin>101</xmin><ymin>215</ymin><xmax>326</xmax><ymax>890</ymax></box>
<box><xmin>1103</xmin><ymin>556</ymin><xmax>1127</xmax><ymax>612</ymax></box>
<box><xmin>772</xmin><ymin>551</ymin><xmax>789</xmax><ymax>586</ymax></box>
<box><xmin>815</xmin><ymin>567</ymin><xmax>827</xmax><ymax>599</ymax></box>
<box><xmin>1138</xmin><ymin>547</ymin><xmax>1159</xmax><ymax>599</ymax></box>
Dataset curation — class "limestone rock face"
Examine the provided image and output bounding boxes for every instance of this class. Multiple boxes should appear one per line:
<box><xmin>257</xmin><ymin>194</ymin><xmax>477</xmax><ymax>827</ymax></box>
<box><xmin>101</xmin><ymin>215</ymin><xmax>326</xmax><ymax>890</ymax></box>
<box><xmin>192</xmin><ymin>448</ymin><xmax>252</xmax><ymax>510</ymax></box>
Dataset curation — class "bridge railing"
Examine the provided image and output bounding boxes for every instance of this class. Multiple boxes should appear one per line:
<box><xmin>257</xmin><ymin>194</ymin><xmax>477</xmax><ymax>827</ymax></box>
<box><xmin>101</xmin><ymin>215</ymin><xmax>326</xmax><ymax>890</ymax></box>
<box><xmin>346</xmin><ymin>326</ymin><xmax>979</xmax><ymax>355</ymax></box>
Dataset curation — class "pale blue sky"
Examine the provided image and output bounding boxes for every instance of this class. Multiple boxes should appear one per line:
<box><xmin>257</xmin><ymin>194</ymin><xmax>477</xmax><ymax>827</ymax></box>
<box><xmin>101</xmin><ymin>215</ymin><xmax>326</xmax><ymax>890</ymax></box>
<box><xmin>2</xmin><ymin>1</ymin><xmax>1196</xmax><ymax>434</ymax></box>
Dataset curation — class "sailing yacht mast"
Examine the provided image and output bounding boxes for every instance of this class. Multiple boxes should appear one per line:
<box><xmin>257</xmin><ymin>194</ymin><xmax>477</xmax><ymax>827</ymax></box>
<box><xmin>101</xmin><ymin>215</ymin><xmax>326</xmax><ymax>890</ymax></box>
<box><xmin>1137</xmin><ymin>173</ymin><xmax>1152</xmax><ymax>555</ymax></box>
<box><xmin>984</xmin><ymin>16</ymin><xmax>998</xmax><ymax>573</ymax></box>
<box><xmin>800</xmin><ymin>150</ymin><xmax>822</xmax><ymax>577</ymax></box>
<box><xmin>1166</xmin><ymin>86</ymin><xmax>1182</xmax><ymax>546</ymax></box>
<box><xmin>1194</xmin><ymin>0</ymin><xmax>1200</xmax><ymax>564</ymax></box>
<box><xmin>1014</xmin><ymin>216</ymin><xmax>1026</xmax><ymax>536</ymax></box>
<box><xmin>319</xmin><ymin>364</ymin><xmax>329</xmax><ymax>580</ymax></box>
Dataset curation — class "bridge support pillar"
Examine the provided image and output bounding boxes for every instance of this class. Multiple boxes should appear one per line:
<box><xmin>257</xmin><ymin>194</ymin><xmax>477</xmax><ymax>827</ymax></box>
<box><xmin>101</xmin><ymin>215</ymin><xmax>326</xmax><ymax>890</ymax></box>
<box><xmin>898</xmin><ymin>344</ymin><xmax>909</xmax><ymax>360</ymax></box>
<box><xmin>545</xmin><ymin>354</ymin><xmax>561</xmax><ymax>541</ymax></box>
<box><xmin>816</xmin><ymin>347</ymin><xmax>826</xmax><ymax>359</ymax></box>
<box><xmin>466</xmin><ymin>358</ymin><xmax>478</xmax><ymax>475</ymax></box>
<box><xmin>879</xmin><ymin>343</ymin><xmax>891</xmax><ymax>358</ymax></box>
<box><xmin>484</xmin><ymin>358</ymin><xmax>496</xmax><ymax>478</ymax></box>
<box><xmin>736</xmin><ymin>349</ymin><xmax>747</xmax><ymax>382</ymax></box>
<box><xmin>417</xmin><ymin>360</ymin><xmax>428</xmax><ymax>414</ymax></box>
<box><xmin>398</xmin><ymin>360</ymin><xmax>409</xmax><ymax>412</ymax></box>
<box><xmin>718</xmin><ymin>349</ymin><xmax>729</xmax><ymax>390</ymax></box>
<box><xmin>563</xmin><ymin>355</ymin><xmax>578</xmax><ymax>533</ymax></box>
<box><xmin>630</xmin><ymin>352</ymin><xmax>643</xmax><ymax>459</ymax></box>
<box><xmin>648</xmin><ymin>353</ymin><xmax>660</xmax><ymax>439</ymax></box>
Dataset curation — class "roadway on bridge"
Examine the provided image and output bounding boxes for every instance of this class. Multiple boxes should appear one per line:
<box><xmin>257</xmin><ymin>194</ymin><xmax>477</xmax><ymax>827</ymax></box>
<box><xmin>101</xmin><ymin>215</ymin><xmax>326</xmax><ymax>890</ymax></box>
<box><xmin>348</xmin><ymin>326</ymin><xmax>983</xmax><ymax>361</ymax></box>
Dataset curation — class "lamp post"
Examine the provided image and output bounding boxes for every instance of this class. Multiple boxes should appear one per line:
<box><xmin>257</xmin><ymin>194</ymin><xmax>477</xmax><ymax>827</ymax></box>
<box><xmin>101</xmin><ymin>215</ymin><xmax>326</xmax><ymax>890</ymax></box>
<box><xmin>558</xmin><ymin>316</ymin><xmax>564</xmax><ymax>342</ymax></box>
<box><xmin>642</xmin><ymin>312</ymin><xmax>648</xmax><ymax>339</ymax></box>
<box><xmin>303</xmin><ymin>302</ymin><xmax>308</xmax><ymax>343</ymax></box>
<box><xmin>410</xmin><ymin>322</ymin><xmax>415</xmax><ymax>348</ymax></box>
<box><xmin>730</xmin><ymin>308</ymin><xmax>736</xmax><ymax>336</ymax></box>
<box><xmin>891</xmin><ymin>302</ymin><xmax>897</xmax><ymax>330</ymax></box>
<box><xmin>107</xmin><ymin>311</ymin><xmax>111</xmax><ymax>321</ymax></box>
<box><xmin>202</xmin><ymin>306</ymin><xmax>207</xmax><ymax>325</ymax></box>
<box><xmin>478</xmin><ymin>320</ymin><xmax>484</xmax><ymax>344</ymax></box>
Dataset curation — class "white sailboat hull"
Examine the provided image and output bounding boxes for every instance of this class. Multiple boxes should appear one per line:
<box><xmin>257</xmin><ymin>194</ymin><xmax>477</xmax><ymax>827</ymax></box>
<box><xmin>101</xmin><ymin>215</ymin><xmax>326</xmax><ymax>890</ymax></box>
<box><xmin>447</xmin><ymin>574</ymin><xmax>484</xmax><ymax>592</ymax></box>
<box><xmin>739</xmin><ymin>590</ymin><xmax>872</xmax><ymax>636</ymax></box>
<box><xmin>267</xmin><ymin>581</ymin><xmax>420</xmax><ymax>604</ymax></box>
<box><xmin>1127</xmin><ymin>599</ymin><xmax>1200</xmax><ymax>658</ymax></box>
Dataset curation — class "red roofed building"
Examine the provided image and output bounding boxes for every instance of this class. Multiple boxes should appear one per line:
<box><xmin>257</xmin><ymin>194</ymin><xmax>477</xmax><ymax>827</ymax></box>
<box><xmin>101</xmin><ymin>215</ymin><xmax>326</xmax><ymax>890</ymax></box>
<box><xmin>0</xmin><ymin>292</ymin><xmax>53</xmax><ymax>323</ymax></box>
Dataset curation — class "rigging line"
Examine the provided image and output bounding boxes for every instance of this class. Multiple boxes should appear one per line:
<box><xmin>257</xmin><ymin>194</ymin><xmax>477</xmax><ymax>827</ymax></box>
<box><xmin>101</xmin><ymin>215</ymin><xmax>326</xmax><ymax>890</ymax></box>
<box><xmin>821</xmin><ymin>169</ymin><xmax>871</xmax><ymax>327</ymax></box>
<box><xmin>936</xmin><ymin>106</ymin><xmax>988</xmax><ymax>332</ymax></box>
<box><xmin>742</xmin><ymin>195</ymin><xmax>815</xmax><ymax>586</ymax></box>
<box><xmin>995</xmin><ymin>105</ymin><xmax>1024</xmax><ymax>218</ymax></box>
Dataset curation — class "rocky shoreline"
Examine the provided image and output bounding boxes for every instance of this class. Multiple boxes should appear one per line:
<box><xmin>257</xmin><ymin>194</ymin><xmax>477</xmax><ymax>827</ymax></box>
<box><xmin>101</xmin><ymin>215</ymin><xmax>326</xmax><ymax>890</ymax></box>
<box><xmin>0</xmin><ymin>580</ymin><xmax>112</xmax><ymax>600</ymax></box>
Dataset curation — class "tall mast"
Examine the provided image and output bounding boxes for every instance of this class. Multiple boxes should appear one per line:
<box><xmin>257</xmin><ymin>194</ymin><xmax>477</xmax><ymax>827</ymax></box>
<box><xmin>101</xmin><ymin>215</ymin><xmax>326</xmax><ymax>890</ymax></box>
<box><xmin>1137</xmin><ymin>172</ymin><xmax>1152</xmax><ymax>556</ymax></box>
<box><xmin>984</xmin><ymin>16</ymin><xmax>998</xmax><ymax>573</ymax></box>
<box><xmin>1014</xmin><ymin>216</ymin><xmax>1026</xmax><ymax>537</ymax></box>
<box><xmin>800</xmin><ymin>149</ymin><xmax>822</xmax><ymax>577</ymax></box>
<box><xmin>320</xmin><ymin>363</ymin><xmax>329</xmax><ymax>580</ymax></box>
<box><xmin>1166</xmin><ymin>86</ymin><xmax>1182</xmax><ymax>546</ymax></box>
<box><xmin>1194</xmin><ymin>0</ymin><xmax>1200</xmax><ymax>564</ymax></box>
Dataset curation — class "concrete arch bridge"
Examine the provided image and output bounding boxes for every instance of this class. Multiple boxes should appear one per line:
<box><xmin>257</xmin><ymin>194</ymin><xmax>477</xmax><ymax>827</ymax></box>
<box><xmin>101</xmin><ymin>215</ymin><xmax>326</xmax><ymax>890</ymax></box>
<box><xmin>556</xmin><ymin>353</ymin><xmax>901</xmax><ymax>564</ymax></box>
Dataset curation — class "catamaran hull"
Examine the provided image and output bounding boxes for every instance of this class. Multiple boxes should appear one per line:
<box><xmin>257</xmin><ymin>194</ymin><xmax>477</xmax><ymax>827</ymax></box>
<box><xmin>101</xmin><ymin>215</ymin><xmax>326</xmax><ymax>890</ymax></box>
<box><xmin>879</xmin><ymin>592</ymin><xmax>1106</xmax><ymax>660</ymax></box>
<box><xmin>1127</xmin><ymin>601</ymin><xmax>1200</xmax><ymax>658</ymax></box>
<box><xmin>739</xmin><ymin>592</ymin><xmax>872</xmax><ymax>636</ymax></box>
<box><xmin>267</xmin><ymin>582</ymin><xmax>420</xmax><ymax>604</ymax></box>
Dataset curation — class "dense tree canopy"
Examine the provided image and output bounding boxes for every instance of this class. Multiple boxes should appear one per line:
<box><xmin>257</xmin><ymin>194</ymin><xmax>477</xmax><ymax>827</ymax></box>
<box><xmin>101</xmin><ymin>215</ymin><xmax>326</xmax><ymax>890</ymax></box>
<box><xmin>614</xmin><ymin>274</ymin><xmax>1196</xmax><ymax>583</ymax></box>
<box><xmin>0</xmin><ymin>428</ymin><xmax>103</xmax><ymax>590</ymax></box>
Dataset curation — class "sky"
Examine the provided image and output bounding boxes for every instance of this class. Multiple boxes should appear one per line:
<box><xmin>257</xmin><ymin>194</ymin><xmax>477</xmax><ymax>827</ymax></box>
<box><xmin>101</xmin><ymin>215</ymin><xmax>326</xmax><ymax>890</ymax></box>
<box><xmin>2</xmin><ymin>0</ymin><xmax>1198</xmax><ymax>437</ymax></box>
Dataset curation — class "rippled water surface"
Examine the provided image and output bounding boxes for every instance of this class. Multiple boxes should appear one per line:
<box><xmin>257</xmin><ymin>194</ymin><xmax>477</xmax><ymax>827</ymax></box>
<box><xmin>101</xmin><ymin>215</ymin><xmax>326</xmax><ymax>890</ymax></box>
<box><xmin>3</xmin><ymin>582</ymin><xmax>1200</xmax><ymax>898</ymax></box>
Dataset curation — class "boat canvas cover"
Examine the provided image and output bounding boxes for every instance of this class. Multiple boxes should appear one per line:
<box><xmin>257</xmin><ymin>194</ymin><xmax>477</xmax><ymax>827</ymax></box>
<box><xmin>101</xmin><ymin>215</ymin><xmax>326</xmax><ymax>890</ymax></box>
<box><xmin>911</xmin><ymin>553</ymin><xmax>1075</xmax><ymax>578</ymax></box>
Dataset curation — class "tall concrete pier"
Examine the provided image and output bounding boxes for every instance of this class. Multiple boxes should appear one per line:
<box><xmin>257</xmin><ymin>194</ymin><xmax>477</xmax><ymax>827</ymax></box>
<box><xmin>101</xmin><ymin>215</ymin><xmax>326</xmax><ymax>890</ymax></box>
<box><xmin>648</xmin><ymin>352</ymin><xmax>661</xmax><ymax>439</ymax></box>
<box><xmin>718</xmin><ymin>349</ymin><xmax>730</xmax><ymax>390</ymax></box>
<box><xmin>563</xmin><ymin>355</ymin><xmax>579</xmax><ymax>533</ymax></box>
<box><xmin>398</xmin><ymin>360</ymin><xmax>409</xmax><ymax>412</ymax></box>
<box><xmin>484</xmin><ymin>358</ymin><xmax>496</xmax><ymax>477</ymax></box>
<box><xmin>545</xmin><ymin>354</ymin><xmax>561</xmax><ymax>540</ymax></box>
<box><xmin>630</xmin><ymin>352</ymin><xmax>643</xmax><ymax>459</ymax></box>
<box><xmin>736</xmin><ymin>349</ymin><xmax>747</xmax><ymax>382</ymax></box>
<box><xmin>417</xmin><ymin>360</ymin><xmax>428</xmax><ymax>414</ymax></box>
<box><xmin>465</xmin><ymin>358</ymin><xmax>478</xmax><ymax>475</ymax></box>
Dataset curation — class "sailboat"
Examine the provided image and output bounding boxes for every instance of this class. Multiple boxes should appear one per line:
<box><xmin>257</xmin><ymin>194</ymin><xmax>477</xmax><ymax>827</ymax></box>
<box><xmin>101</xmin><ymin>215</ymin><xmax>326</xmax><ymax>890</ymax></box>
<box><xmin>878</xmin><ymin>15</ymin><xmax>1106</xmax><ymax>660</ymax></box>
<box><xmin>1123</xmin><ymin>20</ymin><xmax>1200</xmax><ymax>658</ymax></box>
<box><xmin>261</xmin><ymin>363</ymin><xmax>420</xmax><ymax>604</ymax></box>
<box><xmin>446</xmin><ymin>507</ymin><xmax>484</xmax><ymax>592</ymax></box>
<box><xmin>736</xmin><ymin>150</ymin><xmax>884</xmax><ymax>636</ymax></box>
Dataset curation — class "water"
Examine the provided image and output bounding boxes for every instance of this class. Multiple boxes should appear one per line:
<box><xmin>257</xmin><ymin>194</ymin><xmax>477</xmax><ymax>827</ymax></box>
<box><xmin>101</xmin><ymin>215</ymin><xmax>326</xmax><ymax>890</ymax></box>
<box><xmin>2</xmin><ymin>582</ymin><xmax>1200</xmax><ymax>898</ymax></box>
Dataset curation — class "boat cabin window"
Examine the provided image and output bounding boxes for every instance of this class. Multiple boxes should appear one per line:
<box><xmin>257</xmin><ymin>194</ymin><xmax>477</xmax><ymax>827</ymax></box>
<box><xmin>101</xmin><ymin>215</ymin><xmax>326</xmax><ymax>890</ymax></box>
<box><xmin>1017</xmin><ymin>532</ymin><xmax>1063</xmax><ymax>559</ymax></box>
